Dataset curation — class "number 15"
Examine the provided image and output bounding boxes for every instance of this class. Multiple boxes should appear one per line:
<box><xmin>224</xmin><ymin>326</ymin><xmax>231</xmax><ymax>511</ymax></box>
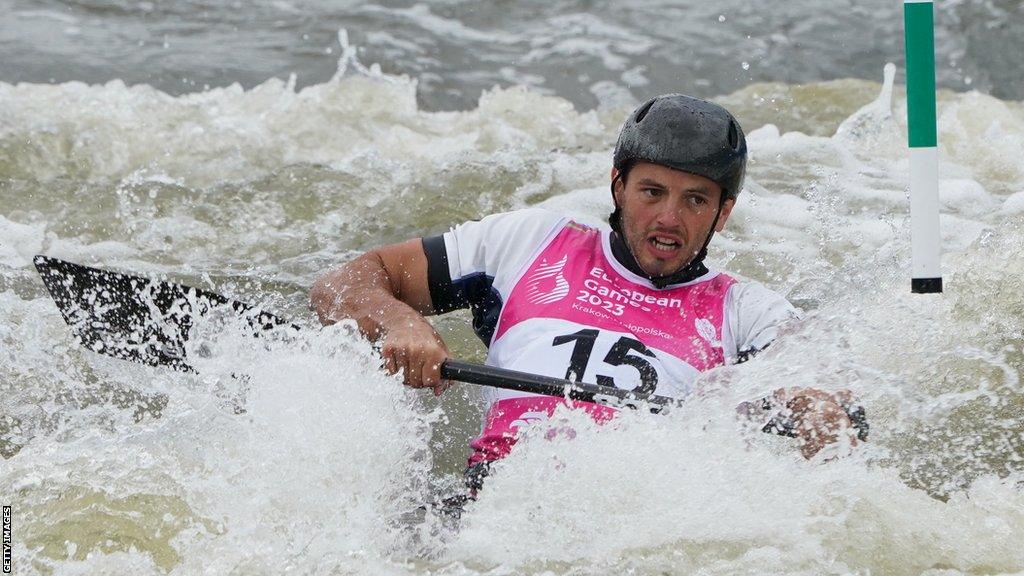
<box><xmin>552</xmin><ymin>329</ymin><xmax>659</xmax><ymax>395</ymax></box>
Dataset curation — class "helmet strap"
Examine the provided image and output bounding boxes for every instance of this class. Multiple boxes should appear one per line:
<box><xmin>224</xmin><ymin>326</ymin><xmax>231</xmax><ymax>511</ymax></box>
<box><xmin>692</xmin><ymin>192</ymin><xmax>728</xmax><ymax>266</ymax></box>
<box><xmin>608</xmin><ymin>192</ymin><xmax>727</xmax><ymax>289</ymax></box>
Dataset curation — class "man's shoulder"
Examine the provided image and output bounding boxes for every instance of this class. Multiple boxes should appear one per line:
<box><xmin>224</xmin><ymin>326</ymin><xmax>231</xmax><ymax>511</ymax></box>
<box><xmin>470</xmin><ymin>207</ymin><xmax>570</xmax><ymax>230</ymax></box>
<box><xmin>441</xmin><ymin>208</ymin><xmax>575</xmax><ymax>274</ymax></box>
<box><xmin>451</xmin><ymin>208</ymin><xmax>573</xmax><ymax>246</ymax></box>
<box><xmin>724</xmin><ymin>275</ymin><xmax>785</xmax><ymax>296</ymax></box>
<box><xmin>713</xmin><ymin>271</ymin><xmax>800</xmax><ymax>318</ymax></box>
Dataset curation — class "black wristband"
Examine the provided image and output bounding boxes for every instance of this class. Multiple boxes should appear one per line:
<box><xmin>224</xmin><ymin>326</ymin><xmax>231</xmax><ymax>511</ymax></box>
<box><xmin>841</xmin><ymin>403</ymin><xmax>870</xmax><ymax>441</ymax></box>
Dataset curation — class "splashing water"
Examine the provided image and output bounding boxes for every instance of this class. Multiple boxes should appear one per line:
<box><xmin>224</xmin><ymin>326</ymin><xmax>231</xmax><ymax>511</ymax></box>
<box><xmin>2</xmin><ymin>32</ymin><xmax>1023</xmax><ymax>575</ymax></box>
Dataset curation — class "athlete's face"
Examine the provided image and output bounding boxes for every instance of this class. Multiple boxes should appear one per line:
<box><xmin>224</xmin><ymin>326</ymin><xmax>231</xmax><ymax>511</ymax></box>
<box><xmin>612</xmin><ymin>161</ymin><xmax>734</xmax><ymax>277</ymax></box>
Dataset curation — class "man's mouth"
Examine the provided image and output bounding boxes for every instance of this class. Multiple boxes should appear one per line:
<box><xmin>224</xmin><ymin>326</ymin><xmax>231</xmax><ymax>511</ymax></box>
<box><xmin>647</xmin><ymin>235</ymin><xmax>682</xmax><ymax>254</ymax></box>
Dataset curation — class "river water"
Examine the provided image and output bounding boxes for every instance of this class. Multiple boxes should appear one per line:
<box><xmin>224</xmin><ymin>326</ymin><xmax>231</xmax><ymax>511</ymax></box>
<box><xmin>2</xmin><ymin>1</ymin><xmax>1023</xmax><ymax>574</ymax></box>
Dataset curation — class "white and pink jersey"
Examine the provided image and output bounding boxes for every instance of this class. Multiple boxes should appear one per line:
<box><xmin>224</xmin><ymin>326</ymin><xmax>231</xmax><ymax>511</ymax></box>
<box><xmin>422</xmin><ymin>209</ymin><xmax>797</xmax><ymax>466</ymax></box>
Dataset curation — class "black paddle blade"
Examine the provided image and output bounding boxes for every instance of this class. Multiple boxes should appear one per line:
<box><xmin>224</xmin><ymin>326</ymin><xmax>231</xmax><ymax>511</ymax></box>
<box><xmin>33</xmin><ymin>256</ymin><xmax>295</xmax><ymax>373</ymax></box>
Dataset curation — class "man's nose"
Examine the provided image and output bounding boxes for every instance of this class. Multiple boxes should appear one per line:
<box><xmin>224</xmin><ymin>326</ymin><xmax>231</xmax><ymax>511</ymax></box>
<box><xmin>654</xmin><ymin>202</ymin><xmax>683</xmax><ymax>227</ymax></box>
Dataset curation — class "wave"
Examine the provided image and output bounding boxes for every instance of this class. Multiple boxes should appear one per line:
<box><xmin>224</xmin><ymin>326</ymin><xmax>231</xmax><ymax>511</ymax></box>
<box><xmin>2</xmin><ymin>33</ymin><xmax>1023</xmax><ymax>575</ymax></box>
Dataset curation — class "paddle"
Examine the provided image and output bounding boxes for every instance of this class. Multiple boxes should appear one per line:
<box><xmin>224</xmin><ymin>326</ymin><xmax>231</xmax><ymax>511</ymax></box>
<box><xmin>32</xmin><ymin>256</ymin><xmax>674</xmax><ymax>413</ymax></box>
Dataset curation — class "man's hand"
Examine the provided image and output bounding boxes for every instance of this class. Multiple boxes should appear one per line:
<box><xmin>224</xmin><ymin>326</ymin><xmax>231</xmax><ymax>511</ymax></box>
<box><xmin>380</xmin><ymin>313</ymin><xmax>451</xmax><ymax>396</ymax></box>
<box><xmin>310</xmin><ymin>240</ymin><xmax>454</xmax><ymax>396</ymax></box>
<box><xmin>767</xmin><ymin>387</ymin><xmax>865</xmax><ymax>459</ymax></box>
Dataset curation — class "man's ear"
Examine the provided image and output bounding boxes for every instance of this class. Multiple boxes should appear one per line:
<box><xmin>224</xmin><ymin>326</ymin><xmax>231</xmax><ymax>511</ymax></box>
<box><xmin>611</xmin><ymin>167</ymin><xmax>623</xmax><ymax>205</ymax></box>
<box><xmin>715</xmin><ymin>197</ymin><xmax>736</xmax><ymax>232</ymax></box>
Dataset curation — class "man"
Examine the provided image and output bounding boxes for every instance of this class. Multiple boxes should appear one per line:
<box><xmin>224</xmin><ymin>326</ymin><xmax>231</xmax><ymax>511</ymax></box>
<box><xmin>310</xmin><ymin>94</ymin><xmax>864</xmax><ymax>489</ymax></box>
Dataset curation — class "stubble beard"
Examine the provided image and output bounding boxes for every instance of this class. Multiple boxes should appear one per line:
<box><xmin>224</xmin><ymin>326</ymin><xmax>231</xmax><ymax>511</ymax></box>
<box><xmin>620</xmin><ymin>212</ymin><xmax>697</xmax><ymax>277</ymax></box>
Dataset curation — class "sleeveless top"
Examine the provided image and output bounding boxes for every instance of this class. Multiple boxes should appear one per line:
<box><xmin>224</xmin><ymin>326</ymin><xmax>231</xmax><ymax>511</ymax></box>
<box><xmin>422</xmin><ymin>208</ymin><xmax>797</xmax><ymax>466</ymax></box>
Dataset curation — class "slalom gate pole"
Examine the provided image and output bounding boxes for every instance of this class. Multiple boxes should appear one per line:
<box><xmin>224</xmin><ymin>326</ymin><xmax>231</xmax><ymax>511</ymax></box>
<box><xmin>904</xmin><ymin>0</ymin><xmax>943</xmax><ymax>293</ymax></box>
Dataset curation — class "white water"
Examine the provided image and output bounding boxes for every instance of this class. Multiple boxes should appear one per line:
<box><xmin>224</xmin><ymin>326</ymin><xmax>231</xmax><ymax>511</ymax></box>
<box><xmin>2</xmin><ymin>39</ymin><xmax>1024</xmax><ymax>575</ymax></box>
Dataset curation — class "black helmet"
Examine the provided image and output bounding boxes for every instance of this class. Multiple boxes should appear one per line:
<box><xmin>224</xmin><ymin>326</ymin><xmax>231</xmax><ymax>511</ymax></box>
<box><xmin>613</xmin><ymin>94</ymin><xmax>747</xmax><ymax>199</ymax></box>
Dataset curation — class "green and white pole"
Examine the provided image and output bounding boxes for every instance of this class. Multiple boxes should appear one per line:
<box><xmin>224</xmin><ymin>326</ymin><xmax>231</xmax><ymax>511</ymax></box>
<box><xmin>904</xmin><ymin>0</ymin><xmax>943</xmax><ymax>293</ymax></box>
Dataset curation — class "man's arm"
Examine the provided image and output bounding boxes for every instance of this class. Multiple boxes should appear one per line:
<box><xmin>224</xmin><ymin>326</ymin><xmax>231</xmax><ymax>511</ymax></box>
<box><xmin>738</xmin><ymin>348</ymin><xmax>865</xmax><ymax>459</ymax></box>
<box><xmin>727</xmin><ymin>284</ymin><xmax>865</xmax><ymax>459</ymax></box>
<box><xmin>309</xmin><ymin>238</ymin><xmax>451</xmax><ymax>395</ymax></box>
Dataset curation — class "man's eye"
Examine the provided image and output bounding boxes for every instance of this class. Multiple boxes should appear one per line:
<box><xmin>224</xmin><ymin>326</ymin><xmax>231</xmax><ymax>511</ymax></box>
<box><xmin>689</xmin><ymin>195</ymin><xmax>708</xmax><ymax>206</ymax></box>
<box><xmin>642</xmin><ymin>188</ymin><xmax>662</xmax><ymax>197</ymax></box>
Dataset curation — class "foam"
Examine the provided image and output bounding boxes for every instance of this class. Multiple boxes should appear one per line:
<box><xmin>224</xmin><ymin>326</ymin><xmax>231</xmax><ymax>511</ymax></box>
<box><xmin>0</xmin><ymin>215</ymin><xmax>46</xmax><ymax>267</ymax></box>
<box><xmin>2</xmin><ymin>52</ymin><xmax>1024</xmax><ymax>574</ymax></box>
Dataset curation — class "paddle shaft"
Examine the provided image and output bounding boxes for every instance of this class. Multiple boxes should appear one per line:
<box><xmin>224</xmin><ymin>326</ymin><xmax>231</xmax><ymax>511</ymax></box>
<box><xmin>441</xmin><ymin>360</ymin><xmax>672</xmax><ymax>413</ymax></box>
